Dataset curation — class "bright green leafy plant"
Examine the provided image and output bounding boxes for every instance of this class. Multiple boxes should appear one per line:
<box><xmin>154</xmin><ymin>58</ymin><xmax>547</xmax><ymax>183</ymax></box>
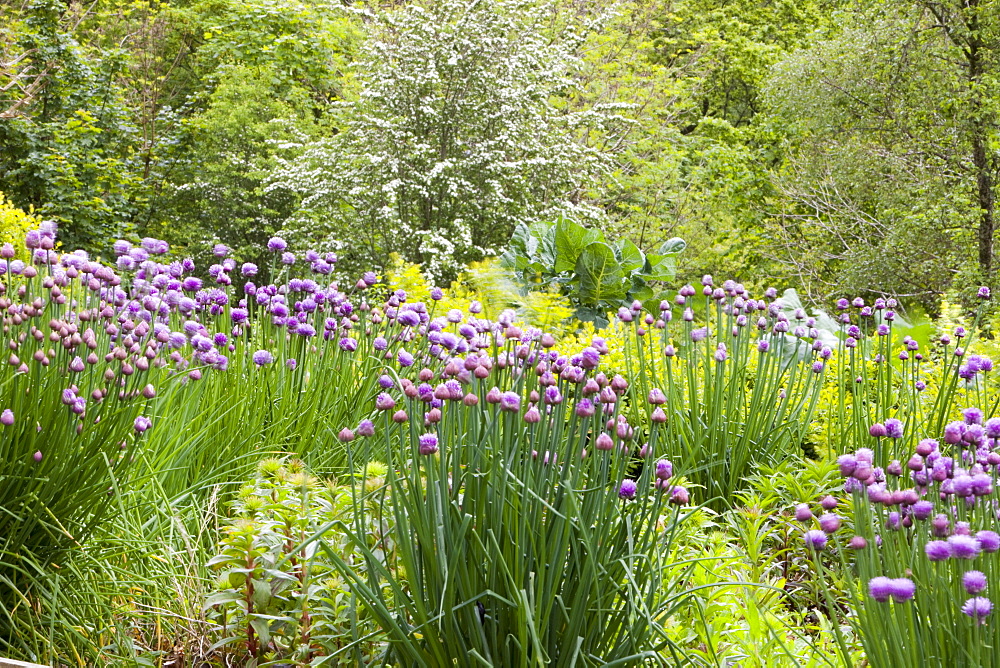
<box><xmin>501</xmin><ymin>216</ymin><xmax>686</xmax><ymax>324</ymax></box>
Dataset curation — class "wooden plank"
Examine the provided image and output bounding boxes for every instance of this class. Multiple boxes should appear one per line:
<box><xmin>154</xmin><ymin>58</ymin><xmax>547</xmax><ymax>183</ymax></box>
<box><xmin>0</xmin><ymin>659</ymin><xmax>50</xmax><ymax>668</ymax></box>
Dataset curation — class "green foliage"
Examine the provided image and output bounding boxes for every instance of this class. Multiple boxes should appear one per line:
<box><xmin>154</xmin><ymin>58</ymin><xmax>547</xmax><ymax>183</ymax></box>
<box><xmin>501</xmin><ymin>216</ymin><xmax>685</xmax><ymax>324</ymax></box>
<box><xmin>0</xmin><ymin>0</ymin><xmax>141</xmax><ymax>251</ymax></box>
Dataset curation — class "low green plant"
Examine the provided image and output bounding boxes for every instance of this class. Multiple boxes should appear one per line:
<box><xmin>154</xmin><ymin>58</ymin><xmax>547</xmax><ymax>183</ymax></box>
<box><xmin>205</xmin><ymin>457</ymin><xmax>388</xmax><ymax>665</ymax></box>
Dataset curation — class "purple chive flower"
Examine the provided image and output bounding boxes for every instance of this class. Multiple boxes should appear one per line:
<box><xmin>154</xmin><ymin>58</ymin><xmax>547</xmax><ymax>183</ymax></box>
<box><xmin>375</xmin><ymin>393</ymin><xmax>396</xmax><ymax>411</ymax></box>
<box><xmin>252</xmin><ymin>350</ymin><xmax>274</xmax><ymax>366</ymax></box>
<box><xmin>889</xmin><ymin>578</ymin><xmax>916</xmax><ymax>603</ymax></box>
<box><xmin>398</xmin><ymin>351</ymin><xmax>414</xmax><ymax>367</ymax></box>
<box><xmin>241</xmin><ymin>263</ymin><xmax>258</xmax><ymax>276</ymax></box>
<box><xmin>819</xmin><ymin>513</ymin><xmax>841</xmax><ymax>534</ymax></box>
<box><xmin>134</xmin><ymin>416</ymin><xmax>152</xmax><ymax>433</ymax></box>
<box><xmin>803</xmin><ymin>529</ymin><xmax>827</xmax><ymax>551</ymax></box>
<box><xmin>655</xmin><ymin>459</ymin><xmax>673</xmax><ymax>480</ymax></box>
<box><xmin>925</xmin><ymin>540</ymin><xmax>951</xmax><ymax>561</ymax></box>
<box><xmin>977</xmin><ymin>531</ymin><xmax>1000</xmax><ymax>553</ymax></box>
<box><xmin>869</xmin><ymin>577</ymin><xmax>893</xmax><ymax>603</ymax></box>
<box><xmin>912</xmin><ymin>501</ymin><xmax>934</xmax><ymax>521</ymax></box>
<box><xmin>619</xmin><ymin>479</ymin><xmax>638</xmax><ymax>500</ymax></box>
<box><xmin>357</xmin><ymin>419</ymin><xmax>375</xmax><ymax>437</ymax></box>
<box><xmin>964</xmin><ymin>571</ymin><xmax>988</xmax><ymax>594</ymax></box>
<box><xmin>669</xmin><ymin>486</ymin><xmax>689</xmax><ymax>505</ymax></box>
<box><xmin>949</xmin><ymin>534</ymin><xmax>982</xmax><ymax>559</ymax></box>
<box><xmin>848</xmin><ymin>536</ymin><xmax>868</xmax><ymax>550</ymax></box>
<box><xmin>690</xmin><ymin>327</ymin><xmax>708</xmax><ymax>342</ymax></box>
<box><xmin>884</xmin><ymin>418</ymin><xmax>904</xmax><ymax>439</ymax></box>
<box><xmin>418</xmin><ymin>433</ymin><xmax>439</xmax><ymax>456</ymax></box>
<box><xmin>979</xmin><ymin>286</ymin><xmax>991</xmax><ymax>299</ymax></box>
<box><xmin>339</xmin><ymin>337</ymin><xmax>357</xmax><ymax>352</ymax></box>
<box><xmin>869</xmin><ymin>423</ymin><xmax>887</xmax><ymax>438</ymax></box>
<box><xmin>963</xmin><ymin>597</ymin><xmax>993</xmax><ymax>623</ymax></box>
<box><xmin>430</xmin><ymin>287</ymin><xmax>443</xmax><ymax>300</ymax></box>
<box><xmin>281</xmin><ymin>252</ymin><xmax>296</xmax><ymax>265</ymax></box>
<box><xmin>795</xmin><ymin>504</ymin><xmax>813</xmax><ymax>522</ymax></box>
<box><xmin>267</xmin><ymin>237</ymin><xmax>287</xmax><ymax>252</ymax></box>
<box><xmin>499</xmin><ymin>391</ymin><xmax>521</xmax><ymax>412</ymax></box>
<box><xmin>0</xmin><ymin>409</ymin><xmax>12</xmax><ymax>426</ymax></box>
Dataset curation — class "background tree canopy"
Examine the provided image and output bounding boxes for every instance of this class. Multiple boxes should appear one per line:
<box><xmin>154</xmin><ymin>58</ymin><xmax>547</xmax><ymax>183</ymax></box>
<box><xmin>2</xmin><ymin>0</ymin><xmax>998</xmax><ymax>308</ymax></box>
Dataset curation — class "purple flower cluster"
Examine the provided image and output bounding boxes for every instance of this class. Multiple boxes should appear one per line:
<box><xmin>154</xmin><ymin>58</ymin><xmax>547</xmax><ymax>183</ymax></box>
<box><xmin>827</xmin><ymin>405</ymin><xmax>1000</xmax><ymax>622</ymax></box>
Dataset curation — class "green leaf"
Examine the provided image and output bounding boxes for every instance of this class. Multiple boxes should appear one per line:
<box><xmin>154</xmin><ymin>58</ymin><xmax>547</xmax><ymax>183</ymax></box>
<box><xmin>575</xmin><ymin>242</ymin><xmax>626</xmax><ymax>307</ymax></box>
<box><xmin>554</xmin><ymin>217</ymin><xmax>601</xmax><ymax>272</ymax></box>
<box><xmin>642</xmin><ymin>254</ymin><xmax>677</xmax><ymax>282</ymax></box>
<box><xmin>203</xmin><ymin>590</ymin><xmax>245</xmax><ymax>611</ymax></box>
<box><xmin>659</xmin><ymin>237</ymin><xmax>687</xmax><ymax>255</ymax></box>
<box><xmin>615</xmin><ymin>238</ymin><xmax>645</xmax><ymax>275</ymax></box>
<box><xmin>500</xmin><ymin>222</ymin><xmax>534</xmax><ymax>270</ymax></box>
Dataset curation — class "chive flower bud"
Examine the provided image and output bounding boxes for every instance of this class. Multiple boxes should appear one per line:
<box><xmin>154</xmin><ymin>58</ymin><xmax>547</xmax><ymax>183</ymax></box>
<box><xmin>795</xmin><ymin>504</ymin><xmax>813</xmax><ymax>522</ymax></box>
<box><xmin>0</xmin><ymin>409</ymin><xmax>12</xmax><ymax>426</ymax></box>
<box><xmin>669</xmin><ymin>486</ymin><xmax>689</xmax><ymax>504</ymax></box>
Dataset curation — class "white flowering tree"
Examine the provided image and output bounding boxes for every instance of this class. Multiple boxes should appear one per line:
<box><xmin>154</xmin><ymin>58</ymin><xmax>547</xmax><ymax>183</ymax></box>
<box><xmin>268</xmin><ymin>0</ymin><xmax>625</xmax><ymax>281</ymax></box>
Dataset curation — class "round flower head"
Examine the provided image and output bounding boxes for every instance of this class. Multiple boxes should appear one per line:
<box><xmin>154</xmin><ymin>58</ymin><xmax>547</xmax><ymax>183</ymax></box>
<box><xmin>655</xmin><ymin>459</ymin><xmax>673</xmax><ymax>480</ymax></box>
<box><xmin>848</xmin><ymin>536</ymin><xmax>868</xmax><ymax>550</ymax></box>
<box><xmin>889</xmin><ymin>578</ymin><xmax>916</xmax><ymax>603</ymax></box>
<box><xmin>795</xmin><ymin>504</ymin><xmax>813</xmax><ymax>522</ymax></box>
<box><xmin>819</xmin><ymin>513</ymin><xmax>841</xmax><ymax>534</ymax></box>
<box><xmin>252</xmin><ymin>350</ymin><xmax>274</xmax><ymax>366</ymax></box>
<box><xmin>357</xmin><ymin>419</ymin><xmax>375</xmax><ymax>437</ymax></box>
<box><xmin>977</xmin><ymin>531</ymin><xmax>1000</xmax><ymax>553</ymax></box>
<box><xmin>669</xmin><ymin>486</ymin><xmax>689</xmax><ymax>505</ymax></box>
<box><xmin>964</xmin><ymin>571</ymin><xmax>988</xmax><ymax>594</ymax></box>
<box><xmin>884</xmin><ymin>418</ymin><xmax>904</xmax><ymax>439</ymax></box>
<box><xmin>948</xmin><ymin>534</ymin><xmax>982</xmax><ymax>560</ymax></box>
<box><xmin>803</xmin><ymin>529</ymin><xmax>827</xmax><ymax>551</ymax></box>
<box><xmin>911</xmin><ymin>500</ymin><xmax>934</xmax><ymax>521</ymax></box>
<box><xmin>267</xmin><ymin>237</ymin><xmax>287</xmax><ymax>252</ymax></box>
<box><xmin>619</xmin><ymin>479</ymin><xmax>637</xmax><ymax>500</ymax></box>
<box><xmin>925</xmin><ymin>540</ymin><xmax>951</xmax><ymax>561</ymax></box>
<box><xmin>963</xmin><ymin>597</ymin><xmax>993</xmax><ymax>623</ymax></box>
<box><xmin>397</xmin><ymin>350</ymin><xmax>414</xmax><ymax>367</ymax></box>
<box><xmin>869</xmin><ymin>423</ymin><xmax>887</xmax><ymax>438</ymax></box>
<box><xmin>499</xmin><ymin>391</ymin><xmax>521</xmax><ymax>413</ymax></box>
<box><xmin>418</xmin><ymin>433</ymin><xmax>439</xmax><ymax>456</ymax></box>
<box><xmin>134</xmin><ymin>416</ymin><xmax>152</xmax><ymax>433</ymax></box>
<box><xmin>0</xmin><ymin>409</ymin><xmax>12</xmax><ymax>426</ymax></box>
<box><xmin>869</xmin><ymin>577</ymin><xmax>893</xmax><ymax>603</ymax></box>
